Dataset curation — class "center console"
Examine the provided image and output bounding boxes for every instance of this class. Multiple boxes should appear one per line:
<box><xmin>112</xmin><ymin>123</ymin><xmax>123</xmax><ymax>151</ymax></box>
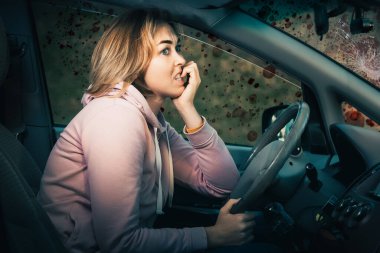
<box><xmin>317</xmin><ymin>163</ymin><xmax>380</xmax><ymax>253</ymax></box>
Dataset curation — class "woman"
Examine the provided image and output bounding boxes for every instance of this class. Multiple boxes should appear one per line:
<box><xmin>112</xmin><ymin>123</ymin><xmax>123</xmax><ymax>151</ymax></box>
<box><xmin>38</xmin><ymin>8</ymin><xmax>257</xmax><ymax>253</ymax></box>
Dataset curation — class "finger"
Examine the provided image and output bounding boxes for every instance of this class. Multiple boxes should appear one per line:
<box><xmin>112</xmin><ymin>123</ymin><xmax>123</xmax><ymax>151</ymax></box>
<box><xmin>181</xmin><ymin>61</ymin><xmax>194</xmax><ymax>73</ymax></box>
<box><xmin>241</xmin><ymin>221</ymin><xmax>256</xmax><ymax>232</ymax></box>
<box><xmin>242</xmin><ymin>213</ymin><xmax>256</xmax><ymax>222</ymax></box>
<box><xmin>181</xmin><ymin>62</ymin><xmax>199</xmax><ymax>77</ymax></box>
<box><xmin>182</xmin><ymin>60</ymin><xmax>194</xmax><ymax>68</ymax></box>
<box><xmin>181</xmin><ymin>65</ymin><xmax>195</xmax><ymax>78</ymax></box>
<box><xmin>221</xmin><ymin>198</ymin><xmax>241</xmax><ymax>213</ymax></box>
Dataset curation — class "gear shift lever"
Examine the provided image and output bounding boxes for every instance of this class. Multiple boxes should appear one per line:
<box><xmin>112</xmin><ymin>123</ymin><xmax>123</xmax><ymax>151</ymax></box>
<box><xmin>306</xmin><ymin>163</ymin><xmax>322</xmax><ymax>191</ymax></box>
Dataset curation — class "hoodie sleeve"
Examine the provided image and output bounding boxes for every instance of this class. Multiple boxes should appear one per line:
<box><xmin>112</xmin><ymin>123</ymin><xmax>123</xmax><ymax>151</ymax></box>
<box><xmin>81</xmin><ymin>102</ymin><xmax>207</xmax><ymax>253</ymax></box>
<box><xmin>168</xmin><ymin>117</ymin><xmax>240</xmax><ymax>198</ymax></box>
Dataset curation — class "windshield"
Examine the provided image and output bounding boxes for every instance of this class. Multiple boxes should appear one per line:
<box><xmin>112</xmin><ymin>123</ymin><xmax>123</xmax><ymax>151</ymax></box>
<box><xmin>240</xmin><ymin>0</ymin><xmax>380</xmax><ymax>88</ymax></box>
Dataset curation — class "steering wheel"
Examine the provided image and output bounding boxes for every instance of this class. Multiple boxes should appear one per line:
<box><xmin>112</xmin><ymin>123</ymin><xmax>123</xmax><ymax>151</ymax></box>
<box><xmin>230</xmin><ymin>101</ymin><xmax>310</xmax><ymax>214</ymax></box>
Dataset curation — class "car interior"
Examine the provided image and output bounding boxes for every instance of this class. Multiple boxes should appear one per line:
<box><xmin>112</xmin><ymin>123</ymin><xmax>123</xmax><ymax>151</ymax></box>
<box><xmin>1</xmin><ymin>0</ymin><xmax>380</xmax><ymax>252</ymax></box>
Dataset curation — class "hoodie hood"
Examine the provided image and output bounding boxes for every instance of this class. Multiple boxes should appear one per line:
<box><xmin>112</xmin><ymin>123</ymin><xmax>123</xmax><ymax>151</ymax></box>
<box><xmin>81</xmin><ymin>83</ymin><xmax>167</xmax><ymax>134</ymax></box>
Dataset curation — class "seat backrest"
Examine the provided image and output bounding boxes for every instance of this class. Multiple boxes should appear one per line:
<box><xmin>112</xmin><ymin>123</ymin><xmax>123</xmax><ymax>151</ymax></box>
<box><xmin>0</xmin><ymin>124</ymin><xmax>68</xmax><ymax>253</ymax></box>
<box><xmin>0</xmin><ymin>16</ymin><xmax>68</xmax><ymax>253</ymax></box>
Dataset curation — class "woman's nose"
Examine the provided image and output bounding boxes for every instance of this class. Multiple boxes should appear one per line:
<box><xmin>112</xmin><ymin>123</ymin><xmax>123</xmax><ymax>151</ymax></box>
<box><xmin>175</xmin><ymin>51</ymin><xmax>186</xmax><ymax>66</ymax></box>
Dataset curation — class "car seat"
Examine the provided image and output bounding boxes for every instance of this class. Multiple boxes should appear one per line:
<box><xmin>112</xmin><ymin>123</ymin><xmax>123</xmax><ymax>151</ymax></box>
<box><xmin>0</xmin><ymin>16</ymin><xmax>68</xmax><ymax>253</ymax></box>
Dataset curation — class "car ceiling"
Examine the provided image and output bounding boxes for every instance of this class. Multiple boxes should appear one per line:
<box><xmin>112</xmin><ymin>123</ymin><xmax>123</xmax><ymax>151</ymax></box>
<box><xmin>95</xmin><ymin>0</ymin><xmax>237</xmax><ymax>9</ymax></box>
<box><xmin>93</xmin><ymin>0</ymin><xmax>240</xmax><ymax>32</ymax></box>
<box><xmin>92</xmin><ymin>0</ymin><xmax>380</xmax><ymax>35</ymax></box>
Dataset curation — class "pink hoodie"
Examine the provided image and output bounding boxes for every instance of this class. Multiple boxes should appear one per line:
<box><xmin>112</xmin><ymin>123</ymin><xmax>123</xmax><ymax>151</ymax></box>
<box><xmin>37</xmin><ymin>84</ymin><xmax>239</xmax><ymax>253</ymax></box>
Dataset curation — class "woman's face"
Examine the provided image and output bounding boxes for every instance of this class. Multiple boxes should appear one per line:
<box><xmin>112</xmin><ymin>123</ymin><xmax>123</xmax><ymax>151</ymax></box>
<box><xmin>143</xmin><ymin>24</ymin><xmax>186</xmax><ymax>100</ymax></box>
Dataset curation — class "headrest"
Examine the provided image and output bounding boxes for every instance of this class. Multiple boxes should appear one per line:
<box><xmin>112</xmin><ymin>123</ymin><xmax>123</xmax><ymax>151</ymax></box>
<box><xmin>0</xmin><ymin>16</ymin><xmax>10</xmax><ymax>87</ymax></box>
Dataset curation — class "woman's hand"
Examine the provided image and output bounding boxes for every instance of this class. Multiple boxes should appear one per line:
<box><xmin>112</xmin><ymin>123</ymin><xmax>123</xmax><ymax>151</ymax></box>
<box><xmin>172</xmin><ymin>61</ymin><xmax>203</xmax><ymax>129</ymax></box>
<box><xmin>172</xmin><ymin>61</ymin><xmax>201</xmax><ymax>109</ymax></box>
<box><xmin>205</xmin><ymin>199</ymin><xmax>255</xmax><ymax>248</ymax></box>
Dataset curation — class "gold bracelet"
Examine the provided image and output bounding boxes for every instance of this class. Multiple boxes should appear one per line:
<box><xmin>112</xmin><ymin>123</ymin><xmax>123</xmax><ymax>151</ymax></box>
<box><xmin>185</xmin><ymin>118</ymin><xmax>204</xmax><ymax>134</ymax></box>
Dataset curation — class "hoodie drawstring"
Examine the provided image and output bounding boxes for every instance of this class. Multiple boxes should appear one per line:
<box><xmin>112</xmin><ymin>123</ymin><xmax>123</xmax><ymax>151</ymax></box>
<box><xmin>154</xmin><ymin>128</ymin><xmax>174</xmax><ymax>215</ymax></box>
<box><xmin>166</xmin><ymin>131</ymin><xmax>174</xmax><ymax>208</ymax></box>
<box><xmin>154</xmin><ymin>127</ymin><xmax>164</xmax><ymax>215</ymax></box>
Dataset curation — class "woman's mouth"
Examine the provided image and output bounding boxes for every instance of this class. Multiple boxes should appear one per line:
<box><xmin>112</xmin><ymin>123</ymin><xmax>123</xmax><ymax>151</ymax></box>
<box><xmin>174</xmin><ymin>74</ymin><xmax>182</xmax><ymax>81</ymax></box>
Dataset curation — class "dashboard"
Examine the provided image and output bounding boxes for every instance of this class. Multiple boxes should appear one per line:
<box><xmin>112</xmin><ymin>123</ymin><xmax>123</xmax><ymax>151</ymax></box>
<box><xmin>170</xmin><ymin>123</ymin><xmax>380</xmax><ymax>253</ymax></box>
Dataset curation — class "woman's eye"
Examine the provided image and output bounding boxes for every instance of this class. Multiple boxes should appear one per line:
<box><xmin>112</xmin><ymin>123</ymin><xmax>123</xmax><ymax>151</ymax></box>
<box><xmin>175</xmin><ymin>45</ymin><xmax>182</xmax><ymax>52</ymax></box>
<box><xmin>161</xmin><ymin>48</ymin><xmax>170</xmax><ymax>55</ymax></box>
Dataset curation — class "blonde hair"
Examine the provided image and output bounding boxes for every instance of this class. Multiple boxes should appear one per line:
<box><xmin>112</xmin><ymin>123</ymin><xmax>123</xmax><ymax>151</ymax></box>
<box><xmin>88</xmin><ymin>8</ymin><xmax>178</xmax><ymax>97</ymax></box>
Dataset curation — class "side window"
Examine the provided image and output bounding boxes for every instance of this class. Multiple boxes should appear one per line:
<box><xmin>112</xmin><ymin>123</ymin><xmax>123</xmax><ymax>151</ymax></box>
<box><xmin>32</xmin><ymin>0</ymin><xmax>302</xmax><ymax>146</ymax></box>
<box><xmin>31</xmin><ymin>1</ymin><xmax>121</xmax><ymax>125</ymax></box>
<box><xmin>342</xmin><ymin>102</ymin><xmax>380</xmax><ymax>131</ymax></box>
<box><xmin>164</xmin><ymin>25</ymin><xmax>302</xmax><ymax>145</ymax></box>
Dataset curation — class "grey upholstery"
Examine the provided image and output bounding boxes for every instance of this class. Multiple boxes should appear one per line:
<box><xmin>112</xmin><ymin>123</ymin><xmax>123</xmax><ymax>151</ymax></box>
<box><xmin>0</xmin><ymin>124</ymin><xmax>68</xmax><ymax>253</ymax></box>
<box><xmin>0</xmin><ymin>15</ymin><xmax>68</xmax><ymax>253</ymax></box>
